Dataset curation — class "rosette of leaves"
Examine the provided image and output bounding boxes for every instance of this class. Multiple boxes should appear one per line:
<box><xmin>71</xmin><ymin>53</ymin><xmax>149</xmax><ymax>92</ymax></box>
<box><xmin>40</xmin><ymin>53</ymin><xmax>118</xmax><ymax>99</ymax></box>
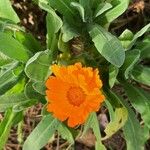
<box><xmin>0</xmin><ymin>0</ymin><xmax>150</xmax><ymax>150</ymax></box>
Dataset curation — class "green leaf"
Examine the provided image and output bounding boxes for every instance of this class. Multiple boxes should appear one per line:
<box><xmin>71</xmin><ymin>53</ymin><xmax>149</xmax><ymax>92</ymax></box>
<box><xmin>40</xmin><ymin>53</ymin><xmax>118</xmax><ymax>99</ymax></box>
<box><xmin>123</xmin><ymin>108</ymin><xmax>145</xmax><ymax>150</ymax></box>
<box><xmin>0</xmin><ymin>0</ymin><xmax>20</xmax><ymax>23</ymax></box>
<box><xmin>79</xmin><ymin>0</ymin><xmax>93</xmax><ymax>22</ymax></box>
<box><xmin>109</xmin><ymin>65</ymin><xmax>119</xmax><ymax>88</ymax></box>
<box><xmin>89</xmin><ymin>24</ymin><xmax>125</xmax><ymax>67</ymax></box>
<box><xmin>91</xmin><ymin>0</ymin><xmax>104</xmax><ymax>9</ymax></box>
<box><xmin>0</xmin><ymin>18</ymin><xmax>24</xmax><ymax>32</ymax></box>
<box><xmin>62</xmin><ymin>20</ymin><xmax>79</xmax><ymax>42</ymax></box>
<box><xmin>123</xmin><ymin>82</ymin><xmax>150</xmax><ymax>129</ymax></box>
<box><xmin>97</xmin><ymin>0</ymin><xmax>129</xmax><ymax>25</ymax></box>
<box><xmin>0</xmin><ymin>32</ymin><xmax>29</xmax><ymax>62</ymax></box>
<box><xmin>39</xmin><ymin>2</ymin><xmax>62</xmax><ymax>34</ymax></box>
<box><xmin>0</xmin><ymin>109</ymin><xmax>15</xmax><ymax>150</ymax></box>
<box><xmin>94</xmin><ymin>2</ymin><xmax>112</xmax><ymax>18</ymax></box>
<box><xmin>0</xmin><ymin>52</ymin><xmax>12</xmax><ymax>66</ymax></box>
<box><xmin>6</xmin><ymin>78</ymin><xmax>25</xmax><ymax>94</ymax></box>
<box><xmin>118</xmin><ymin>29</ymin><xmax>134</xmax><ymax>49</ymax></box>
<box><xmin>71</xmin><ymin>2</ymin><xmax>85</xmax><ymax>22</ymax></box>
<box><xmin>136</xmin><ymin>41</ymin><xmax>150</xmax><ymax>59</ymax></box>
<box><xmin>32</xmin><ymin>81</ymin><xmax>46</xmax><ymax>95</ymax></box>
<box><xmin>58</xmin><ymin>123</ymin><xmax>74</xmax><ymax>145</ymax></box>
<box><xmin>142</xmin><ymin>125</ymin><xmax>150</xmax><ymax>144</ymax></box>
<box><xmin>105</xmin><ymin>88</ymin><xmax>144</xmax><ymax>150</ymax></box>
<box><xmin>49</xmin><ymin>0</ymin><xmax>76</xmax><ymax>20</ymax></box>
<box><xmin>38</xmin><ymin>2</ymin><xmax>62</xmax><ymax>50</ymax></box>
<box><xmin>0</xmin><ymin>62</ymin><xmax>23</xmax><ymax>95</ymax></box>
<box><xmin>25</xmin><ymin>51</ymin><xmax>52</xmax><ymax>82</ymax></box>
<box><xmin>128</xmin><ymin>23</ymin><xmax>150</xmax><ymax>49</ymax></box>
<box><xmin>15</xmin><ymin>31</ymin><xmax>43</xmax><ymax>53</ymax></box>
<box><xmin>119</xmin><ymin>49</ymin><xmax>140</xmax><ymax>79</ymax></box>
<box><xmin>13</xmin><ymin>99</ymin><xmax>37</xmax><ymax>112</ymax></box>
<box><xmin>102</xmin><ymin>107</ymin><xmax>128</xmax><ymax>140</ymax></box>
<box><xmin>58</xmin><ymin>34</ymin><xmax>70</xmax><ymax>53</ymax></box>
<box><xmin>105</xmin><ymin>99</ymin><xmax>115</xmax><ymax>121</ymax></box>
<box><xmin>131</xmin><ymin>65</ymin><xmax>150</xmax><ymax>86</ymax></box>
<box><xmin>119</xmin><ymin>29</ymin><xmax>134</xmax><ymax>40</ymax></box>
<box><xmin>24</xmin><ymin>81</ymin><xmax>45</xmax><ymax>104</ymax></box>
<box><xmin>0</xmin><ymin>93</ymin><xmax>33</xmax><ymax>112</ymax></box>
<box><xmin>23</xmin><ymin>115</ymin><xmax>59</xmax><ymax>150</ymax></box>
<box><xmin>83</xmin><ymin>112</ymin><xmax>106</xmax><ymax>150</ymax></box>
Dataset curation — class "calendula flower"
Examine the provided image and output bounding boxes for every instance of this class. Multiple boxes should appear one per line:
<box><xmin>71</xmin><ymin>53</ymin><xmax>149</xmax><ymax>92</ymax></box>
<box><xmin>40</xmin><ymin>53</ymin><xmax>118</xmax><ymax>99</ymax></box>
<box><xmin>46</xmin><ymin>63</ymin><xmax>105</xmax><ymax>127</ymax></box>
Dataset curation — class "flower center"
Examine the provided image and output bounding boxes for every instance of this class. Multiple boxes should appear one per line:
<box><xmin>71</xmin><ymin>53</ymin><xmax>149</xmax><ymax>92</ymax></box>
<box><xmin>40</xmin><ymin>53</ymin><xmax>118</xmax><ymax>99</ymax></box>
<box><xmin>67</xmin><ymin>87</ymin><xmax>85</xmax><ymax>106</ymax></box>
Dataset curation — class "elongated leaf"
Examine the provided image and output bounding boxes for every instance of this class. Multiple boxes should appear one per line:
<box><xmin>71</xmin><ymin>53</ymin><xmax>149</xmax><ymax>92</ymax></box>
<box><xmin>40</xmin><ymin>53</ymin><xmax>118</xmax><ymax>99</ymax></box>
<box><xmin>6</xmin><ymin>78</ymin><xmax>25</xmax><ymax>94</ymax></box>
<box><xmin>79</xmin><ymin>0</ymin><xmax>93</xmax><ymax>22</ymax></box>
<box><xmin>0</xmin><ymin>62</ymin><xmax>22</xmax><ymax>95</ymax></box>
<box><xmin>83</xmin><ymin>113</ymin><xmax>106</xmax><ymax>150</ymax></box>
<box><xmin>23</xmin><ymin>115</ymin><xmax>59</xmax><ymax>150</ymax></box>
<box><xmin>131</xmin><ymin>65</ymin><xmax>150</xmax><ymax>86</ymax></box>
<box><xmin>0</xmin><ymin>52</ymin><xmax>12</xmax><ymax>66</ymax></box>
<box><xmin>24</xmin><ymin>81</ymin><xmax>44</xmax><ymax>100</ymax></box>
<box><xmin>24</xmin><ymin>81</ymin><xmax>45</xmax><ymax>104</ymax></box>
<box><xmin>25</xmin><ymin>51</ymin><xmax>52</xmax><ymax>82</ymax></box>
<box><xmin>136</xmin><ymin>41</ymin><xmax>150</xmax><ymax>59</ymax></box>
<box><xmin>119</xmin><ymin>49</ymin><xmax>140</xmax><ymax>79</ymax></box>
<box><xmin>102</xmin><ymin>107</ymin><xmax>128</xmax><ymax>140</ymax></box>
<box><xmin>105</xmin><ymin>100</ymin><xmax>115</xmax><ymax>121</ymax></box>
<box><xmin>89</xmin><ymin>24</ymin><xmax>125</xmax><ymax>67</ymax></box>
<box><xmin>128</xmin><ymin>23</ymin><xmax>150</xmax><ymax>49</ymax></box>
<box><xmin>0</xmin><ymin>110</ymin><xmax>15</xmax><ymax>150</ymax></box>
<box><xmin>15</xmin><ymin>31</ymin><xmax>43</xmax><ymax>53</ymax></box>
<box><xmin>62</xmin><ymin>20</ymin><xmax>79</xmax><ymax>42</ymax></box>
<box><xmin>97</xmin><ymin>0</ymin><xmax>129</xmax><ymax>25</ymax></box>
<box><xmin>32</xmin><ymin>81</ymin><xmax>46</xmax><ymax>95</ymax></box>
<box><xmin>49</xmin><ymin>0</ymin><xmax>75</xmax><ymax>20</ymax></box>
<box><xmin>58</xmin><ymin>123</ymin><xmax>74</xmax><ymax>145</ymax></box>
<box><xmin>71</xmin><ymin>2</ymin><xmax>85</xmax><ymax>22</ymax></box>
<box><xmin>0</xmin><ymin>93</ymin><xmax>33</xmax><ymax>112</ymax></box>
<box><xmin>0</xmin><ymin>18</ymin><xmax>24</xmax><ymax>32</ymax></box>
<box><xmin>39</xmin><ymin>2</ymin><xmax>62</xmax><ymax>34</ymax></box>
<box><xmin>109</xmin><ymin>65</ymin><xmax>119</xmax><ymax>88</ymax></box>
<box><xmin>38</xmin><ymin>2</ymin><xmax>62</xmax><ymax>50</ymax></box>
<box><xmin>94</xmin><ymin>2</ymin><xmax>112</xmax><ymax>18</ymax></box>
<box><xmin>0</xmin><ymin>32</ymin><xmax>29</xmax><ymax>62</ymax></box>
<box><xmin>0</xmin><ymin>0</ymin><xmax>20</xmax><ymax>23</ymax></box>
<box><xmin>0</xmin><ymin>69</ymin><xmax>18</xmax><ymax>95</ymax></box>
<box><xmin>123</xmin><ymin>82</ymin><xmax>150</xmax><ymax>129</ymax></box>
<box><xmin>13</xmin><ymin>99</ymin><xmax>37</xmax><ymax>112</ymax></box>
<box><xmin>105</xmin><ymin>88</ymin><xmax>144</xmax><ymax>150</ymax></box>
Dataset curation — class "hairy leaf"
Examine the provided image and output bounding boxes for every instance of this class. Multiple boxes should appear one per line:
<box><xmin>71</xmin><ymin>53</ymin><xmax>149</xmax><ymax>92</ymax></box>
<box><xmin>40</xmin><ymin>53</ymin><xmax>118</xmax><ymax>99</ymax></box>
<box><xmin>119</xmin><ymin>49</ymin><xmax>140</xmax><ymax>79</ymax></box>
<box><xmin>58</xmin><ymin>123</ymin><xmax>74</xmax><ymax>145</ymax></box>
<box><xmin>83</xmin><ymin>112</ymin><xmax>106</xmax><ymax>150</ymax></box>
<box><xmin>25</xmin><ymin>51</ymin><xmax>52</xmax><ymax>82</ymax></box>
<box><xmin>0</xmin><ymin>93</ymin><xmax>34</xmax><ymax>112</ymax></box>
<box><xmin>94</xmin><ymin>2</ymin><xmax>112</xmax><ymax>18</ymax></box>
<box><xmin>131</xmin><ymin>65</ymin><xmax>150</xmax><ymax>86</ymax></box>
<box><xmin>97</xmin><ymin>0</ymin><xmax>129</xmax><ymax>25</ymax></box>
<box><xmin>0</xmin><ymin>32</ymin><xmax>29</xmax><ymax>62</ymax></box>
<box><xmin>23</xmin><ymin>115</ymin><xmax>59</xmax><ymax>150</ymax></box>
<box><xmin>89</xmin><ymin>24</ymin><xmax>125</xmax><ymax>67</ymax></box>
<box><xmin>123</xmin><ymin>83</ymin><xmax>150</xmax><ymax>129</ymax></box>
<box><xmin>0</xmin><ymin>0</ymin><xmax>20</xmax><ymax>23</ymax></box>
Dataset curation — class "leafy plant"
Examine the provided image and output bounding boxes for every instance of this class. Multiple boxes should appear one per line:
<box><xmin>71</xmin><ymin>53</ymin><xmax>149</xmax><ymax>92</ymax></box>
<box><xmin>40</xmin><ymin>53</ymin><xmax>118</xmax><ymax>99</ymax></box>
<box><xmin>0</xmin><ymin>0</ymin><xmax>150</xmax><ymax>149</ymax></box>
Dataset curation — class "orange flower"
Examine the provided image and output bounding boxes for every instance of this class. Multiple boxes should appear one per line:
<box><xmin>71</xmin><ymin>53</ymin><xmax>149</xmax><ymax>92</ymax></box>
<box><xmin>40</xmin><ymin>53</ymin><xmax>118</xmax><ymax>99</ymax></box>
<box><xmin>46</xmin><ymin>63</ymin><xmax>105</xmax><ymax>127</ymax></box>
